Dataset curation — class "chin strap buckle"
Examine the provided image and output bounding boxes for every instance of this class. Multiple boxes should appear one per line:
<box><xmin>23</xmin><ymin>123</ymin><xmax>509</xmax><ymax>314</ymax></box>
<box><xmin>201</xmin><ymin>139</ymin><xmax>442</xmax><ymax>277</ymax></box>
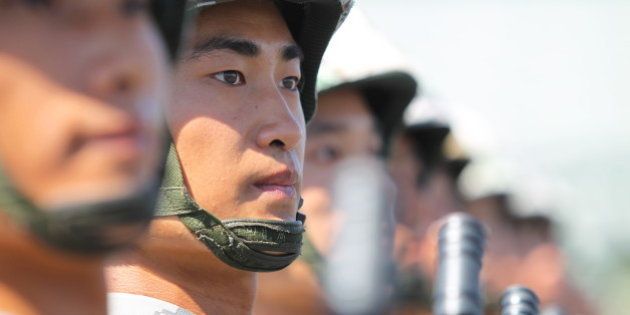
<box><xmin>296</xmin><ymin>211</ymin><xmax>306</xmax><ymax>224</ymax></box>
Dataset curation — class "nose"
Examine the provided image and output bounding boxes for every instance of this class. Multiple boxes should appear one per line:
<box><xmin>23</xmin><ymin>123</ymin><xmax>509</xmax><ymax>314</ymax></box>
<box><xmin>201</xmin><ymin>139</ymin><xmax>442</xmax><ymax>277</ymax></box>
<box><xmin>84</xmin><ymin>23</ymin><xmax>164</xmax><ymax>108</ymax></box>
<box><xmin>255</xmin><ymin>87</ymin><xmax>305</xmax><ymax>151</ymax></box>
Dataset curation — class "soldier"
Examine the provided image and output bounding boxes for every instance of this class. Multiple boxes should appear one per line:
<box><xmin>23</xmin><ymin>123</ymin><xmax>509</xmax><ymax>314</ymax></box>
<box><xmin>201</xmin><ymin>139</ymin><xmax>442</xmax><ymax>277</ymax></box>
<box><xmin>390</xmin><ymin>122</ymin><xmax>469</xmax><ymax>238</ymax></box>
<box><xmin>254</xmin><ymin>70</ymin><xmax>418</xmax><ymax>315</ymax></box>
<box><xmin>388</xmin><ymin>122</ymin><xmax>470</xmax><ymax>314</ymax></box>
<box><xmin>0</xmin><ymin>1</ymin><xmax>187</xmax><ymax>314</ymax></box>
<box><xmin>468</xmin><ymin>193</ymin><xmax>598</xmax><ymax>315</ymax></box>
<box><xmin>106</xmin><ymin>1</ymin><xmax>353</xmax><ymax>314</ymax></box>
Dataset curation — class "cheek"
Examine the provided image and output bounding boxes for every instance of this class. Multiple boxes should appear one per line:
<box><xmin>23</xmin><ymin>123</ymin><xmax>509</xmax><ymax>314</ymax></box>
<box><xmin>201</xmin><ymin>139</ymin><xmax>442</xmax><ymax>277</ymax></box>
<box><xmin>169</xmin><ymin>84</ymin><xmax>245</xmax><ymax>156</ymax></box>
<box><xmin>172</xmin><ymin>116</ymin><xmax>247</xmax><ymax>216</ymax></box>
<box><xmin>0</xmin><ymin>18</ymin><xmax>83</xmax><ymax>89</ymax></box>
<box><xmin>302</xmin><ymin>187</ymin><xmax>332</xmax><ymax>215</ymax></box>
<box><xmin>0</xmin><ymin>57</ymin><xmax>75</xmax><ymax>180</ymax></box>
<box><xmin>173</xmin><ymin>115</ymin><xmax>243</xmax><ymax>176</ymax></box>
<box><xmin>174</xmin><ymin>114</ymin><xmax>240</xmax><ymax>164</ymax></box>
<box><xmin>303</xmin><ymin>161</ymin><xmax>336</xmax><ymax>190</ymax></box>
<box><xmin>169</xmin><ymin>71</ymin><xmax>245</xmax><ymax>134</ymax></box>
<box><xmin>0</xmin><ymin>115</ymin><xmax>70</xmax><ymax>187</ymax></box>
<box><xmin>293</xmin><ymin>138</ymin><xmax>306</xmax><ymax>175</ymax></box>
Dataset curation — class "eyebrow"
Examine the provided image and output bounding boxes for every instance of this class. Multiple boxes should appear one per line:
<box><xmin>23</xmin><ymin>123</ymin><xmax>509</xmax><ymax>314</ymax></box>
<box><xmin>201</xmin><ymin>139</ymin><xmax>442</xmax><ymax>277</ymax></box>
<box><xmin>189</xmin><ymin>35</ymin><xmax>304</xmax><ymax>62</ymax></box>
<box><xmin>282</xmin><ymin>44</ymin><xmax>304</xmax><ymax>62</ymax></box>
<box><xmin>308</xmin><ymin>122</ymin><xmax>348</xmax><ymax>136</ymax></box>
<box><xmin>190</xmin><ymin>35</ymin><xmax>259</xmax><ymax>59</ymax></box>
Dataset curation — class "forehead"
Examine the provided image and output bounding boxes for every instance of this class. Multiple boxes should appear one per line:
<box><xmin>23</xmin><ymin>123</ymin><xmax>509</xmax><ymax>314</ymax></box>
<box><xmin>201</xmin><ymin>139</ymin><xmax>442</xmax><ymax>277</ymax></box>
<box><xmin>0</xmin><ymin>0</ymin><xmax>122</xmax><ymax>16</ymax></box>
<box><xmin>390</xmin><ymin>133</ymin><xmax>414</xmax><ymax>157</ymax></box>
<box><xmin>194</xmin><ymin>0</ymin><xmax>294</xmax><ymax>44</ymax></box>
<box><xmin>316</xmin><ymin>88</ymin><xmax>372</xmax><ymax>120</ymax></box>
<box><xmin>309</xmin><ymin>88</ymin><xmax>376</xmax><ymax>135</ymax></box>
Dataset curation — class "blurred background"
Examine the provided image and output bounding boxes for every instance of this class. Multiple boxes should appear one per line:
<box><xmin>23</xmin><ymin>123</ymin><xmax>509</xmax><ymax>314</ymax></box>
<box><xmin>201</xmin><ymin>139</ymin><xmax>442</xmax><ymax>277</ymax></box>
<box><xmin>328</xmin><ymin>1</ymin><xmax>630</xmax><ymax>314</ymax></box>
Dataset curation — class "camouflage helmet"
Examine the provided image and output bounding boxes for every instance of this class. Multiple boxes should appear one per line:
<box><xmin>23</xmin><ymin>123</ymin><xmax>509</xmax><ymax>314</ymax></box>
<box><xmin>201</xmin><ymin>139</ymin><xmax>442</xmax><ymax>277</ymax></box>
<box><xmin>404</xmin><ymin>122</ymin><xmax>471</xmax><ymax>184</ymax></box>
<box><xmin>314</xmin><ymin>9</ymin><xmax>417</xmax><ymax>153</ymax></box>
<box><xmin>405</xmin><ymin>121</ymin><xmax>451</xmax><ymax>174</ymax></box>
<box><xmin>150</xmin><ymin>0</ymin><xmax>190</xmax><ymax>59</ymax></box>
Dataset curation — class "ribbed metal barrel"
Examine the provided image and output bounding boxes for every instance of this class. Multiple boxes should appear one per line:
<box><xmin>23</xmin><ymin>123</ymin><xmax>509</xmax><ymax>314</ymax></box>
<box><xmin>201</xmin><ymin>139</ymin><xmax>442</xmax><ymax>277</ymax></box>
<box><xmin>433</xmin><ymin>213</ymin><xmax>486</xmax><ymax>315</ymax></box>
<box><xmin>500</xmin><ymin>286</ymin><xmax>540</xmax><ymax>315</ymax></box>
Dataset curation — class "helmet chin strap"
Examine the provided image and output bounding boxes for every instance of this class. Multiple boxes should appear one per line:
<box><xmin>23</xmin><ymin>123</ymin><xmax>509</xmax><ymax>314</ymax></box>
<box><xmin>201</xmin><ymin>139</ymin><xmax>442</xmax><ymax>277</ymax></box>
<box><xmin>155</xmin><ymin>145</ymin><xmax>306</xmax><ymax>272</ymax></box>
<box><xmin>0</xmin><ymin>131</ymin><xmax>171</xmax><ymax>254</ymax></box>
<box><xmin>0</xmin><ymin>166</ymin><xmax>163</xmax><ymax>254</ymax></box>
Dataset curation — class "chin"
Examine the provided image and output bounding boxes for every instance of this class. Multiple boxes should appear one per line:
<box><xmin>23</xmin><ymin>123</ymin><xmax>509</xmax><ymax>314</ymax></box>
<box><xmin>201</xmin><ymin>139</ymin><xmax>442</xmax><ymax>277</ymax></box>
<box><xmin>258</xmin><ymin>204</ymin><xmax>299</xmax><ymax>222</ymax></box>
<box><xmin>40</xmin><ymin>175</ymin><xmax>149</xmax><ymax>209</ymax></box>
<box><xmin>236</xmin><ymin>201</ymin><xmax>295</xmax><ymax>222</ymax></box>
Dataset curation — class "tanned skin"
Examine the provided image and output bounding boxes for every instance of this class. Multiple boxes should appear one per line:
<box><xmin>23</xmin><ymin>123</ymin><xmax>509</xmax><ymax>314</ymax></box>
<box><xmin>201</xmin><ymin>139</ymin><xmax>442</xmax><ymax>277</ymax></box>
<box><xmin>0</xmin><ymin>1</ymin><xmax>169</xmax><ymax>314</ymax></box>
<box><xmin>107</xmin><ymin>1</ymin><xmax>306</xmax><ymax>314</ymax></box>
<box><xmin>254</xmin><ymin>88</ymin><xmax>382</xmax><ymax>315</ymax></box>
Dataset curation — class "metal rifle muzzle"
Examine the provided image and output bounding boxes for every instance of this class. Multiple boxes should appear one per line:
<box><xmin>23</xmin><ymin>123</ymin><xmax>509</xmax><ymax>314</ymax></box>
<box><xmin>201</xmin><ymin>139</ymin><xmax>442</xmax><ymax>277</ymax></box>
<box><xmin>500</xmin><ymin>285</ymin><xmax>540</xmax><ymax>315</ymax></box>
<box><xmin>433</xmin><ymin>213</ymin><xmax>486</xmax><ymax>315</ymax></box>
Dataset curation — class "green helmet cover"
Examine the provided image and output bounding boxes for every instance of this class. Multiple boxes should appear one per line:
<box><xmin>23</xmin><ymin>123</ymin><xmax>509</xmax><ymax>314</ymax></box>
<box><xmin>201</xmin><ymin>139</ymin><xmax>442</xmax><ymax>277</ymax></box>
<box><xmin>155</xmin><ymin>146</ymin><xmax>305</xmax><ymax>272</ymax></box>
<box><xmin>151</xmin><ymin>0</ymin><xmax>190</xmax><ymax>60</ymax></box>
<box><xmin>299</xmin><ymin>233</ymin><xmax>325</xmax><ymax>278</ymax></box>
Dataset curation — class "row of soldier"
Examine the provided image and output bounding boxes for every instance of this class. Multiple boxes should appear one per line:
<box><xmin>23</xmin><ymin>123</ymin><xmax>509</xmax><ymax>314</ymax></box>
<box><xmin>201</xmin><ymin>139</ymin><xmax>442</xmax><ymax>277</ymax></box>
<box><xmin>0</xmin><ymin>0</ymin><xmax>597</xmax><ymax>314</ymax></box>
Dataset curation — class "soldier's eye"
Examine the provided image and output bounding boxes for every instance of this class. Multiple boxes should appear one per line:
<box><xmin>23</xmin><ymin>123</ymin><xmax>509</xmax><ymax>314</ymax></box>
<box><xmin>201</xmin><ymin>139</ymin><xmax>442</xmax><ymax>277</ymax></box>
<box><xmin>212</xmin><ymin>70</ymin><xmax>246</xmax><ymax>86</ymax></box>
<box><xmin>314</xmin><ymin>145</ymin><xmax>342</xmax><ymax>164</ymax></box>
<box><xmin>281</xmin><ymin>76</ymin><xmax>301</xmax><ymax>91</ymax></box>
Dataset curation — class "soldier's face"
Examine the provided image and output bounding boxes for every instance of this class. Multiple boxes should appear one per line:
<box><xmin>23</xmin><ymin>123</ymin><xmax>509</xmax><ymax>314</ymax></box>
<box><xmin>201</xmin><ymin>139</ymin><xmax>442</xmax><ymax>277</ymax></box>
<box><xmin>0</xmin><ymin>1</ymin><xmax>169</xmax><ymax>209</ymax></box>
<box><xmin>168</xmin><ymin>0</ymin><xmax>305</xmax><ymax>222</ymax></box>
<box><xmin>389</xmin><ymin>135</ymin><xmax>455</xmax><ymax>234</ymax></box>
<box><xmin>389</xmin><ymin>134</ymin><xmax>425</xmax><ymax>225</ymax></box>
<box><xmin>302</xmin><ymin>88</ymin><xmax>381</xmax><ymax>216</ymax></box>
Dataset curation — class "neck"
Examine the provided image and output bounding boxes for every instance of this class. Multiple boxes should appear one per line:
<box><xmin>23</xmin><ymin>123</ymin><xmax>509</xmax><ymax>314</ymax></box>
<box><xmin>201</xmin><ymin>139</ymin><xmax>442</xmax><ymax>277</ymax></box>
<box><xmin>106</xmin><ymin>218</ymin><xmax>256</xmax><ymax>315</ymax></box>
<box><xmin>0</xmin><ymin>219</ymin><xmax>106</xmax><ymax>315</ymax></box>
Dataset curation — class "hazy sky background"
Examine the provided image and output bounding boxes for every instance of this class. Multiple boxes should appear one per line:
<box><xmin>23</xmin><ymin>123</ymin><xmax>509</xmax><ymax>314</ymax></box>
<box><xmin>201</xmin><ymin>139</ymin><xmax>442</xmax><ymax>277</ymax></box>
<box><xmin>330</xmin><ymin>1</ymin><xmax>630</xmax><ymax>311</ymax></box>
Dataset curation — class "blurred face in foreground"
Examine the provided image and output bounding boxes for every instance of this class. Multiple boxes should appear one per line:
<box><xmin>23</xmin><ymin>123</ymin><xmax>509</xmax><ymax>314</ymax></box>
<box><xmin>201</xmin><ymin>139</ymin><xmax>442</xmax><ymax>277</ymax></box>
<box><xmin>167</xmin><ymin>0</ymin><xmax>305</xmax><ymax>222</ymax></box>
<box><xmin>0</xmin><ymin>0</ymin><xmax>169</xmax><ymax>212</ymax></box>
<box><xmin>0</xmin><ymin>1</ymin><xmax>170</xmax><ymax>314</ymax></box>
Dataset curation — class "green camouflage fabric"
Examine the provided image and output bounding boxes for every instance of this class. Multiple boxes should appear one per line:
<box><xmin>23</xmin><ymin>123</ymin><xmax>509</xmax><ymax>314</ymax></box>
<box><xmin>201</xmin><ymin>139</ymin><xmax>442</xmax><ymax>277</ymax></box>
<box><xmin>155</xmin><ymin>146</ymin><xmax>305</xmax><ymax>272</ymax></box>
<box><xmin>0</xmin><ymin>164</ymin><xmax>157</xmax><ymax>253</ymax></box>
<box><xmin>299</xmin><ymin>233</ymin><xmax>326</xmax><ymax>279</ymax></box>
<box><xmin>0</xmin><ymin>165</ymin><xmax>37</xmax><ymax>226</ymax></box>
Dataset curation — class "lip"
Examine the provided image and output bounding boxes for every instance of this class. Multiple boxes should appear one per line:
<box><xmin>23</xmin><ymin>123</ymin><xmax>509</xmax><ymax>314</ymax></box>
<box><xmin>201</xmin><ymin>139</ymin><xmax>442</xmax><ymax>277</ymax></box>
<box><xmin>78</xmin><ymin>124</ymin><xmax>146</xmax><ymax>158</ymax></box>
<box><xmin>255</xmin><ymin>184</ymin><xmax>297</xmax><ymax>199</ymax></box>
<box><xmin>253</xmin><ymin>168</ymin><xmax>299</xmax><ymax>200</ymax></box>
